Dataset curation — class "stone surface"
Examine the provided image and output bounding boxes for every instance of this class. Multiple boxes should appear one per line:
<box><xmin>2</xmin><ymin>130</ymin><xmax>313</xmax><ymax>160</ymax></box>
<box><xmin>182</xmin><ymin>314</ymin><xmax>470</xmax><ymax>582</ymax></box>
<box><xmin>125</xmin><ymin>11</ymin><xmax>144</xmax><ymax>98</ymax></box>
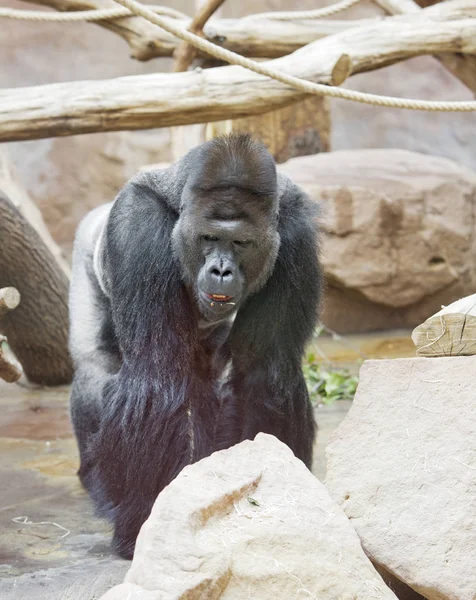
<box><xmin>326</xmin><ymin>356</ymin><xmax>476</xmax><ymax>600</ymax></box>
<box><xmin>100</xmin><ymin>433</ymin><xmax>396</xmax><ymax>600</ymax></box>
<box><xmin>279</xmin><ymin>149</ymin><xmax>476</xmax><ymax>333</ymax></box>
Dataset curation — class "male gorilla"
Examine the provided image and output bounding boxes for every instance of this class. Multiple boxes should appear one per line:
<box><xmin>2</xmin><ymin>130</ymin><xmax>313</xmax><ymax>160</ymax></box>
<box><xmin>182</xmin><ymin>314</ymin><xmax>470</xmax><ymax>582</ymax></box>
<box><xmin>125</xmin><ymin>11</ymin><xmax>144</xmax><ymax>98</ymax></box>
<box><xmin>69</xmin><ymin>134</ymin><xmax>322</xmax><ymax>559</ymax></box>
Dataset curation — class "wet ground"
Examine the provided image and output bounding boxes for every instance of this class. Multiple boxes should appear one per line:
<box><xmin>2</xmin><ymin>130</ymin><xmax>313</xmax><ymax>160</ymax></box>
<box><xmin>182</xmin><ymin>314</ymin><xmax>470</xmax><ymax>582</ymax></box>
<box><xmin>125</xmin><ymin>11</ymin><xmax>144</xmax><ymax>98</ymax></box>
<box><xmin>0</xmin><ymin>330</ymin><xmax>416</xmax><ymax>600</ymax></box>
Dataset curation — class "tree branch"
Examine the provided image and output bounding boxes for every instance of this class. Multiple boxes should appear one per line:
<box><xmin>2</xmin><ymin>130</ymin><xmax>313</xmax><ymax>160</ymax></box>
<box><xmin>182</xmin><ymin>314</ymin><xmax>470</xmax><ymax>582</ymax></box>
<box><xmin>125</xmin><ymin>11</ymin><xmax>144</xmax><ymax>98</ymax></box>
<box><xmin>23</xmin><ymin>0</ymin><xmax>374</xmax><ymax>60</ymax></box>
<box><xmin>0</xmin><ymin>287</ymin><xmax>21</xmax><ymax>320</ymax></box>
<box><xmin>0</xmin><ymin>336</ymin><xmax>22</xmax><ymax>383</ymax></box>
<box><xmin>0</xmin><ymin>288</ymin><xmax>22</xmax><ymax>383</ymax></box>
<box><xmin>375</xmin><ymin>0</ymin><xmax>476</xmax><ymax>94</ymax></box>
<box><xmin>173</xmin><ymin>0</ymin><xmax>227</xmax><ymax>72</ymax></box>
<box><xmin>0</xmin><ymin>7</ymin><xmax>475</xmax><ymax>143</ymax></box>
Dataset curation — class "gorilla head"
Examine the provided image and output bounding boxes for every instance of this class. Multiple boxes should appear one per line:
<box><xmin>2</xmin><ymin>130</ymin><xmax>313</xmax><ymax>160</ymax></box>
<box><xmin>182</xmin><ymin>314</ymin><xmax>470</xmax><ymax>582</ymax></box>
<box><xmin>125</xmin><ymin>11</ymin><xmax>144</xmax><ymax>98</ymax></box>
<box><xmin>172</xmin><ymin>135</ymin><xmax>280</xmax><ymax>322</ymax></box>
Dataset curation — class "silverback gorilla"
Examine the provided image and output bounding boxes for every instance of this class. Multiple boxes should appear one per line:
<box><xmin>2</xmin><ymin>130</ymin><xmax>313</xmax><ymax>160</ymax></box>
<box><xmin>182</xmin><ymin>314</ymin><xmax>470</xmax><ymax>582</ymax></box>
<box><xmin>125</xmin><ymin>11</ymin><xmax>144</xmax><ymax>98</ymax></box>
<box><xmin>69</xmin><ymin>134</ymin><xmax>322</xmax><ymax>559</ymax></box>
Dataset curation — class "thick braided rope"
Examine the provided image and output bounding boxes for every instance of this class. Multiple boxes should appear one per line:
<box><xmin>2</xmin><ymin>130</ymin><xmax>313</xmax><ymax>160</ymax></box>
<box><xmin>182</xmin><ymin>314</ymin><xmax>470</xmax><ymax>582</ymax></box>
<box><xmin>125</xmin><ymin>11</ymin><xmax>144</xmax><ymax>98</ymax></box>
<box><xmin>112</xmin><ymin>0</ymin><xmax>476</xmax><ymax>112</ymax></box>
<box><xmin>244</xmin><ymin>0</ymin><xmax>363</xmax><ymax>21</ymax></box>
<box><xmin>0</xmin><ymin>5</ymin><xmax>187</xmax><ymax>22</ymax></box>
<box><xmin>0</xmin><ymin>0</ymin><xmax>361</xmax><ymax>23</ymax></box>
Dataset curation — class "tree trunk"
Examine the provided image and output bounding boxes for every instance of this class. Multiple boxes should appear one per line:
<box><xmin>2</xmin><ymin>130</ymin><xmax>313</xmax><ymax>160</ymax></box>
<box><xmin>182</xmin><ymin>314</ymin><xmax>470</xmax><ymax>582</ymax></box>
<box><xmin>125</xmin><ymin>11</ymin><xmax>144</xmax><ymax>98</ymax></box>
<box><xmin>0</xmin><ymin>192</ymin><xmax>73</xmax><ymax>385</ymax></box>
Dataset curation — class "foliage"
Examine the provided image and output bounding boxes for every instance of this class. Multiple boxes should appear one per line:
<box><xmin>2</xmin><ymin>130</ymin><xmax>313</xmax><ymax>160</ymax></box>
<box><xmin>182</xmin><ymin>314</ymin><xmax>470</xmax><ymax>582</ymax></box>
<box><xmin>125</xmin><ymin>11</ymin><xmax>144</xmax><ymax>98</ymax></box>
<box><xmin>303</xmin><ymin>352</ymin><xmax>358</xmax><ymax>405</ymax></box>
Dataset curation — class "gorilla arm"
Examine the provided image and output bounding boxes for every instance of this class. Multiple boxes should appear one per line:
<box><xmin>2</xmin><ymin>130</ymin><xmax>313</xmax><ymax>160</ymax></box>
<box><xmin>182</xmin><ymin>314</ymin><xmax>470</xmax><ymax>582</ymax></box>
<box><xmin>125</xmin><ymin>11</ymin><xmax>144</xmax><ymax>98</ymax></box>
<box><xmin>79</xmin><ymin>175</ymin><xmax>219</xmax><ymax>558</ymax></box>
<box><xmin>219</xmin><ymin>176</ymin><xmax>322</xmax><ymax>467</ymax></box>
<box><xmin>69</xmin><ymin>202</ymin><xmax>121</xmax><ymax>478</ymax></box>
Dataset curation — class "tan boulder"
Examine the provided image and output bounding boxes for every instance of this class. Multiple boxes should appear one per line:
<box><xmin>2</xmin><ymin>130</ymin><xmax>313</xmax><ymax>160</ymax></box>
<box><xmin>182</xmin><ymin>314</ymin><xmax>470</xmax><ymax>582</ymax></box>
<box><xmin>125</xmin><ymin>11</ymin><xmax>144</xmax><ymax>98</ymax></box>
<box><xmin>326</xmin><ymin>356</ymin><xmax>476</xmax><ymax>600</ymax></box>
<box><xmin>100</xmin><ymin>433</ymin><xmax>397</xmax><ymax>600</ymax></box>
<box><xmin>279</xmin><ymin>149</ymin><xmax>476</xmax><ymax>332</ymax></box>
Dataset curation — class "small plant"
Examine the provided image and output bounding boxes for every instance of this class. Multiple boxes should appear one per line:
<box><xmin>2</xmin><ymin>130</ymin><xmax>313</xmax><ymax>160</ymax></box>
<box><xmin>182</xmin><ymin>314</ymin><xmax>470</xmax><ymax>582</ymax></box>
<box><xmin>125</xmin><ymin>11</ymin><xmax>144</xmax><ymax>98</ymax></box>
<box><xmin>302</xmin><ymin>353</ymin><xmax>358</xmax><ymax>406</ymax></box>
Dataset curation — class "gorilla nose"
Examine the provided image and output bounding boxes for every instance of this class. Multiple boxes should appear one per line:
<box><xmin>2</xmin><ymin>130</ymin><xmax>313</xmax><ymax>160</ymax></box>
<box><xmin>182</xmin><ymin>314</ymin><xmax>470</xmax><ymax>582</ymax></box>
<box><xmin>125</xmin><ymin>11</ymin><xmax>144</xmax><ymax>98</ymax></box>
<box><xmin>209</xmin><ymin>266</ymin><xmax>234</xmax><ymax>282</ymax></box>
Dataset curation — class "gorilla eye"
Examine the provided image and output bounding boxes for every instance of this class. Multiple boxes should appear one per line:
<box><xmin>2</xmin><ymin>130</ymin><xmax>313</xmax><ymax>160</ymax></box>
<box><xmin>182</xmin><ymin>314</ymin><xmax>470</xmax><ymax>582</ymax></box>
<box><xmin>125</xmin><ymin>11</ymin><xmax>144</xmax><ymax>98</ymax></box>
<box><xmin>233</xmin><ymin>240</ymin><xmax>251</xmax><ymax>247</ymax></box>
<box><xmin>203</xmin><ymin>235</ymin><xmax>219</xmax><ymax>242</ymax></box>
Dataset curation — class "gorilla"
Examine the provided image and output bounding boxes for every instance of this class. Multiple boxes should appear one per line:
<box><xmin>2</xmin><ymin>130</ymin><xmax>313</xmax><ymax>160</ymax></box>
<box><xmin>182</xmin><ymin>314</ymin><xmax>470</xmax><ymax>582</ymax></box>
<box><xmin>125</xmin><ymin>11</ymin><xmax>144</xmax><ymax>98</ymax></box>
<box><xmin>69</xmin><ymin>134</ymin><xmax>322</xmax><ymax>559</ymax></box>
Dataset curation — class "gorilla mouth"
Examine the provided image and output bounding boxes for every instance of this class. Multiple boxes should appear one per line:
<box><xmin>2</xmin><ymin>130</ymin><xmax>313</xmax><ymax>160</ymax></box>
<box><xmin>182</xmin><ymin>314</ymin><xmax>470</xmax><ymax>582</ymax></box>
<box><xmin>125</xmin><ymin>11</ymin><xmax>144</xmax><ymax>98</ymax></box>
<box><xmin>207</xmin><ymin>293</ymin><xmax>234</xmax><ymax>303</ymax></box>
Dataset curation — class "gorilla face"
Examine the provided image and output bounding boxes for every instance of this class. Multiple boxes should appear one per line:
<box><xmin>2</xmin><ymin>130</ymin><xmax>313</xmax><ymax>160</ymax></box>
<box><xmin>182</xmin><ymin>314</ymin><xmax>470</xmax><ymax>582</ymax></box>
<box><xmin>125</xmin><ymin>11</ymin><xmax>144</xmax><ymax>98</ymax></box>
<box><xmin>171</xmin><ymin>134</ymin><xmax>280</xmax><ymax>323</ymax></box>
<box><xmin>172</xmin><ymin>189</ymin><xmax>280</xmax><ymax>323</ymax></box>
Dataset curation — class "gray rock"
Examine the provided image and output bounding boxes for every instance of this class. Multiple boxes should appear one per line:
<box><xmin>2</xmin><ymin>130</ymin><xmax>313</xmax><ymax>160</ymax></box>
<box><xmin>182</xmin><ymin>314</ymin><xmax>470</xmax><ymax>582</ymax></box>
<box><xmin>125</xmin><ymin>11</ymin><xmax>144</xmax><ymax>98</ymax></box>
<box><xmin>279</xmin><ymin>149</ymin><xmax>476</xmax><ymax>333</ymax></box>
<box><xmin>100</xmin><ymin>433</ymin><xmax>397</xmax><ymax>600</ymax></box>
<box><xmin>326</xmin><ymin>356</ymin><xmax>476</xmax><ymax>600</ymax></box>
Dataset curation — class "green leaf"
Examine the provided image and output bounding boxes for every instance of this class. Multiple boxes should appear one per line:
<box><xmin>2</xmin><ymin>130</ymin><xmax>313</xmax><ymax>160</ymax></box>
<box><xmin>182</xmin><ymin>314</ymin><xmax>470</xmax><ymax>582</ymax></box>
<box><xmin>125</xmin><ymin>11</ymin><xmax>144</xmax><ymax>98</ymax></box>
<box><xmin>302</xmin><ymin>352</ymin><xmax>358</xmax><ymax>406</ymax></box>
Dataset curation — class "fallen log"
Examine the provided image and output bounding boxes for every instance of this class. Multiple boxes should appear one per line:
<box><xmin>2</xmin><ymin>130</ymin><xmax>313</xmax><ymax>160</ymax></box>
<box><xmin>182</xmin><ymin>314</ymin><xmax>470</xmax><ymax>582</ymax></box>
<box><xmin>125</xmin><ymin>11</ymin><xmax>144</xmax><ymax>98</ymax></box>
<box><xmin>0</xmin><ymin>193</ymin><xmax>73</xmax><ymax>385</ymax></box>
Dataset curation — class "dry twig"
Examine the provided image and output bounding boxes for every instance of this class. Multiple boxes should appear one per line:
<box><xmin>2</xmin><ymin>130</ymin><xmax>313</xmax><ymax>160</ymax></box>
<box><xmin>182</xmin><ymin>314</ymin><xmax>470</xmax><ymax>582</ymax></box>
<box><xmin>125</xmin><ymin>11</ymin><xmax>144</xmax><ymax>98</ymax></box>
<box><xmin>173</xmin><ymin>0</ymin><xmax>227</xmax><ymax>72</ymax></box>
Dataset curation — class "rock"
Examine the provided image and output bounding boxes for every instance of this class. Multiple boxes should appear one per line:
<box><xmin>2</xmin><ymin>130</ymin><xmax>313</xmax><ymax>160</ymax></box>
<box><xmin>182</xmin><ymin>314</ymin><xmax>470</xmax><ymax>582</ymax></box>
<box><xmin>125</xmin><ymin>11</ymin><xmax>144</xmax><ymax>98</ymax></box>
<box><xmin>325</xmin><ymin>356</ymin><xmax>476</xmax><ymax>600</ymax></box>
<box><xmin>100</xmin><ymin>433</ymin><xmax>397</xmax><ymax>600</ymax></box>
<box><xmin>279</xmin><ymin>149</ymin><xmax>476</xmax><ymax>333</ymax></box>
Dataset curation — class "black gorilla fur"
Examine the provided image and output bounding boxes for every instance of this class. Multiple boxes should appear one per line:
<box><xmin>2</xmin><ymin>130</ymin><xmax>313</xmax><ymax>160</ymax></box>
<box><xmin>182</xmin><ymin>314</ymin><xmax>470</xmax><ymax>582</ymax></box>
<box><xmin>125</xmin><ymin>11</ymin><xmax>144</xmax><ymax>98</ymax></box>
<box><xmin>68</xmin><ymin>134</ymin><xmax>322</xmax><ymax>559</ymax></box>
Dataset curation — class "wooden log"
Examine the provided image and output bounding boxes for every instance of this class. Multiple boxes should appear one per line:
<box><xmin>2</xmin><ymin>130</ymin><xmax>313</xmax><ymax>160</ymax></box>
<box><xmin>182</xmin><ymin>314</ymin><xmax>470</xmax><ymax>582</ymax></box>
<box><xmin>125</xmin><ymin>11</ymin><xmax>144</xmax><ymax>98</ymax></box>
<box><xmin>0</xmin><ymin>287</ymin><xmax>21</xmax><ymax>320</ymax></box>
<box><xmin>0</xmin><ymin>151</ymin><xmax>71</xmax><ymax>277</ymax></box>
<box><xmin>375</xmin><ymin>0</ymin><xmax>476</xmax><ymax>94</ymax></box>
<box><xmin>0</xmin><ymin>192</ymin><xmax>73</xmax><ymax>385</ymax></box>
<box><xmin>412</xmin><ymin>293</ymin><xmax>476</xmax><ymax>357</ymax></box>
<box><xmin>206</xmin><ymin>96</ymin><xmax>331</xmax><ymax>163</ymax></box>
<box><xmin>0</xmin><ymin>336</ymin><xmax>22</xmax><ymax>383</ymax></box>
<box><xmin>1</xmin><ymin>8</ymin><xmax>475</xmax><ymax>143</ymax></box>
<box><xmin>24</xmin><ymin>0</ymin><xmax>371</xmax><ymax>60</ymax></box>
<box><xmin>0</xmin><ymin>289</ymin><xmax>22</xmax><ymax>383</ymax></box>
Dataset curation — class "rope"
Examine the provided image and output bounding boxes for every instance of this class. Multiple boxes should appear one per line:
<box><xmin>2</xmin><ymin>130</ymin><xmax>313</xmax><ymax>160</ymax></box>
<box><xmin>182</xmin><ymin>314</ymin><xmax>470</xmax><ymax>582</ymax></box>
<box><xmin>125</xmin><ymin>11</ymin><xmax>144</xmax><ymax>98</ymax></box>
<box><xmin>0</xmin><ymin>5</ymin><xmax>187</xmax><ymax>22</ymax></box>
<box><xmin>244</xmin><ymin>0</ymin><xmax>363</xmax><ymax>21</ymax></box>
<box><xmin>111</xmin><ymin>0</ymin><xmax>476</xmax><ymax>112</ymax></box>
<box><xmin>2</xmin><ymin>0</ymin><xmax>475</xmax><ymax>111</ymax></box>
<box><xmin>0</xmin><ymin>0</ymin><xmax>362</xmax><ymax>23</ymax></box>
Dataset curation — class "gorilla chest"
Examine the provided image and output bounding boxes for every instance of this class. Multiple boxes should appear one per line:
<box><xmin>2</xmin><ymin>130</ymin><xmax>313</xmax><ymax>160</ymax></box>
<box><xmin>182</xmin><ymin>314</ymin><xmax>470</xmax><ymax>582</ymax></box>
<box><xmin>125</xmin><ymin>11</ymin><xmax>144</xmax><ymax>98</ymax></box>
<box><xmin>197</xmin><ymin>313</ymin><xmax>236</xmax><ymax>391</ymax></box>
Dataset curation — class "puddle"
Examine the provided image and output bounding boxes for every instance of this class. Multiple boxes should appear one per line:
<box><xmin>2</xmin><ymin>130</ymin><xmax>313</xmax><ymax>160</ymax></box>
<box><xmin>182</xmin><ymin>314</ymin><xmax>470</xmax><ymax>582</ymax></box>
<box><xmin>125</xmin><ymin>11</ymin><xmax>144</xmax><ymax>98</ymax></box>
<box><xmin>309</xmin><ymin>328</ymin><xmax>416</xmax><ymax>374</ymax></box>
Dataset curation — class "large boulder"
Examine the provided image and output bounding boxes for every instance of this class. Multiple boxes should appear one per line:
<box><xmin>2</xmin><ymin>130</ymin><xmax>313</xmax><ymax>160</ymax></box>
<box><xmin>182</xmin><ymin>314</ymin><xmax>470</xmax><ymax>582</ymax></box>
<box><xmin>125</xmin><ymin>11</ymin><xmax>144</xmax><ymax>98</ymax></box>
<box><xmin>279</xmin><ymin>149</ymin><xmax>476</xmax><ymax>332</ymax></box>
<box><xmin>325</xmin><ymin>356</ymin><xmax>476</xmax><ymax>600</ymax></box>
<box><xmin>100</xmin><ymin>433</ymin><xmax>397</xmax><ymax>600</ymax></box>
